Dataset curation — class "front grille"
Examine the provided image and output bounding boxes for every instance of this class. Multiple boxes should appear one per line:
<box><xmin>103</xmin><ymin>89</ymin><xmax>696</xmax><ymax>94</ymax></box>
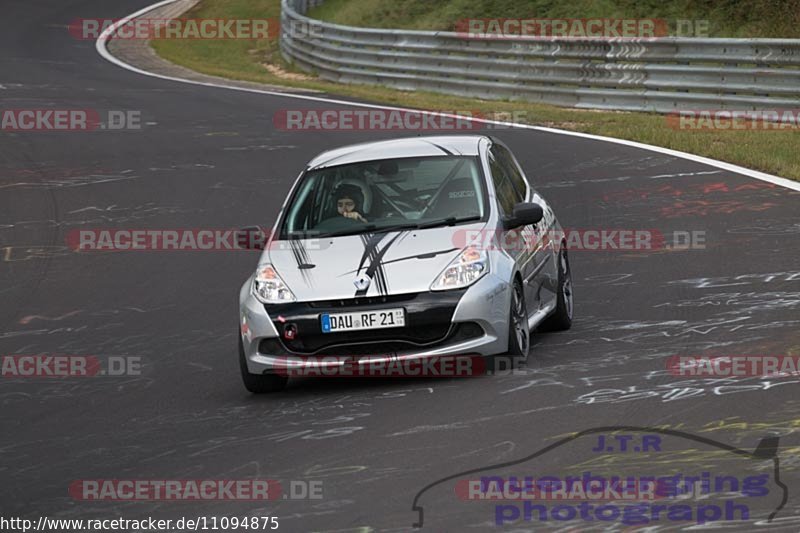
<box><xmin>306</xmin><ymin>341</ymin><xmax>430</xmax><ymax>356</ymax></box>
<box><xmin>259</xmin><ymin>321</ymin><xmax>484</xmax><ymax>357</ymax></box>
<box><xmin>278</xmin><ymin>322</ymin><xmax>451</xmax><ymax>354</ymax></box>
<box><xmin>308</xmin><ymin>293</ymin><xmax>416</xmax><ymax>308</ymax></box>
<box><xmin>263</xmin><ymin>289</ymin><xmax>470</xmax><ymax>355</ymax></box>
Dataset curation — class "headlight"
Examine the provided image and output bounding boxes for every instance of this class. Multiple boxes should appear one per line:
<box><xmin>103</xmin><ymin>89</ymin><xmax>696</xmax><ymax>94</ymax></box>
<box><xmin>431</xmin><ymin>246</ymin><xmax>489</xmax><ymax>291</ymax></box>
<box><xmin>252</xmin><ymin>264</ymin><xmax>296</xmax><ymax>303</ymax></box>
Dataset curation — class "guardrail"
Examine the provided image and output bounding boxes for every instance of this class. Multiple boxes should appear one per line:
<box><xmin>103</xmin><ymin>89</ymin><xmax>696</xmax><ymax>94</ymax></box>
<box><xmin>280</xmin><ymin>0</ymin><xmax>800</xmax><ymax>113</ymax></box>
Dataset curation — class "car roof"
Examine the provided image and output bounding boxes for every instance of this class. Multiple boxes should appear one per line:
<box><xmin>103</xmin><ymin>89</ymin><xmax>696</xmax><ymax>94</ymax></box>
<box><xmin>306</xmin><ymin>135</ymin><xmax>488</xmax><ymax>170</ymax></box>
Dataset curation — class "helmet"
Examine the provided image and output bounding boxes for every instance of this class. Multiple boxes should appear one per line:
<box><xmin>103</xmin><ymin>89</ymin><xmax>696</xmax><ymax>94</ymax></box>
<box><xmin>333</xmin><ymin>179</ymin><xmax>371</xmax><ymax>212</ymax></box>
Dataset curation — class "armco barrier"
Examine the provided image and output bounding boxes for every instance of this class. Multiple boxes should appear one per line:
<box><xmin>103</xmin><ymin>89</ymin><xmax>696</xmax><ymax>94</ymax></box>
<box><xmin>280</xmin><ymin>0</ymin><xmax>800</xmax><ymax>113</ymax></box>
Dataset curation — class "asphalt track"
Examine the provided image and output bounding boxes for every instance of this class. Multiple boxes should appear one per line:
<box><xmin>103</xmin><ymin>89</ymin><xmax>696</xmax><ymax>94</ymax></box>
<box><xmin>2</xmin><ymin>0</ymin><xmax>800</xmax><ymax>531</ymax></box>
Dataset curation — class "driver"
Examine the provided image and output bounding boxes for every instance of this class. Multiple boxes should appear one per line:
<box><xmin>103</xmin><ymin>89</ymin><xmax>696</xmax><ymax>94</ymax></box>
<box><xmin>334</xmin><ymin>183</ymin><xmax>368</xmax><ymax>223</ymax></box>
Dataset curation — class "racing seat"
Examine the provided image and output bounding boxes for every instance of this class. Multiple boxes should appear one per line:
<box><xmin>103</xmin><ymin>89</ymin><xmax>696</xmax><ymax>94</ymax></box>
<box><xmin>426</xmin><ymin>178</ymin><xmax>480</xmax><ymax>219</ymax></box>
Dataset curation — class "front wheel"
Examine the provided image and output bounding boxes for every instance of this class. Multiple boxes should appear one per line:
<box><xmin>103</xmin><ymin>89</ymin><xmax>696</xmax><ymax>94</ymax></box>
<box><xmin>489</xmin><ymin>279</ymin><xmax>529</xmax><ymax>375</ymax></box>
<box><xmin>540</xmin><ymin>246</ymin><xmax>573</xmax><ymax>332</ymax></box>
<box><xmin>239</xmin><ymin>334</ymin><xmax>287</xmax><ymax>393</ymax></box>
<box><xmin>507</xmin><ymin>279</ymin><xmax>530</xmax><ymax>359</ymax></box>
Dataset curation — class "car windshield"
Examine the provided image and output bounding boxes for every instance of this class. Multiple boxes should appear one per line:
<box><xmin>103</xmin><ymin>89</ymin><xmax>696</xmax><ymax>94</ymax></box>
<box><xmin>281</xmin><ymin>156</ymin><xmax>486</xmax><ymax>238</ymax></box>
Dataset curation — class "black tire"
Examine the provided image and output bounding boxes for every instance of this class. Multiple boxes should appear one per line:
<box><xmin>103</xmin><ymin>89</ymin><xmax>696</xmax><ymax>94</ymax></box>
<box><xmin>540</xmin><ymin>246</ymin><xmax>573</xmax><ymax>332</ymax></box>
<box><xmin>239</xmin><ymin>334</ymin><xmax>288</xmax><ymax>393</ymax></box>
<box><xmin>491</xmin><ymin>279</ymin><xmax>530</xmax><ymax>374</ymax></box>
<box><xmin>508</xmin><ymin>279</ymin><xmax>530</xmax><ymax>358</ymax></box>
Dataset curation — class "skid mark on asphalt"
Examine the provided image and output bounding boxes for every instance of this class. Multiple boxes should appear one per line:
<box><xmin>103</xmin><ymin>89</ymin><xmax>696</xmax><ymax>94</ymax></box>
<box><xmin>668</xmin><ymin>271</ymin><xmax>800</xmax><ymax>289</ymax></box>
<box><xmin>1</xmin><ymin>245</ymin><xmax>72</xmax><ymax>262</ymax></box>
<box><xmin>653</xmin><ymin>291</ymin><xmax>800</xmax><ymax>315</ymax></box>
<box><xmin>387</xmin><ymin>405</ymin><xmax>561</xmax><ymax>437</ymax></box>
<box><xmin>0</xmin><ymin>172</ymin><xmax>138</xmax><ymax>189</ymax></box>
<box><xmin>17</xmin><ymin>310</ymin><xmax>82</xmax><ymax>324</ymax></box>
<box><xmin>600</xmin><ymin>179</ymin><xmax>777</xmax><ymax>204</ymax></box>
<box><xmin>661</xmin><ymin>199</ymin><xmax>778</xmax><ymax>218</ymax></box>
<box><xmin>223</xmin><ymin>144</ymin><xmax>296</xmax><ymax>151</ymax></box>
<box><xmin>583</xmin><ymin>273</ymin><xmax>637</xmax><ymax>286</ymax></box>
<box><xmin>538</xmin><ymin>169</ymin><xmax>725</xmax><ymax>189</ymax></box>
<box><xmin>727</xmin><ymin>221</ymin><xmax>800</xmax><ymax>235</ymax></box>
<box><xmin>146</xmin><ymin>163</ymin><xmax>214</xmax><ymax>171</ymax></box>
<box><xmin>492</xmin><ymin>352</ymin><xmax>800</xmax><ymax>406</ymax></box>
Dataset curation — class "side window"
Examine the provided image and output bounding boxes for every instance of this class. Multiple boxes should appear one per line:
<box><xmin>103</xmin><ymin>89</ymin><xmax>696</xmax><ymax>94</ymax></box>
<box><xmin>489</xmin><ymin>151</ymin><xmax>522</xmax><ymax>215</ymax></box>
<box><xmin>284</xmin><ymin>175</ymin><xmax>316</xmax><ymax>233</ymax></box>
<box><xmin>492</xmin><ymin>144</ymin><xmax>528</xmax><ymax>198</ymax></box>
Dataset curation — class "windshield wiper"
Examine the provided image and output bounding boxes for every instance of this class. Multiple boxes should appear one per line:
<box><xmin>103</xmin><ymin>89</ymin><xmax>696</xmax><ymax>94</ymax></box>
<box><xmin>370</xmin><ymin>222</ymin><xmax>422</xmax><ymax>234</ymax></box>
<box><xmin>316</xmin><ymin>222</ymin><xmax>420</xmax><ymax>239</ymax></box>
<box><xmin>417</xmin><ymin>215</ymin><xmax>482</xmax><ymax>229</ymax></box>
<box><xmin>313</xmin><ymin>228</ymin><xmax>369</xmax><ymax>238</ymax></box>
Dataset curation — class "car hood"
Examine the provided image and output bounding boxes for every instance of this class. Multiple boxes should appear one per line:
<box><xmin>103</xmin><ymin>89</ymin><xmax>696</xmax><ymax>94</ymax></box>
<box><xmin>267</xmin><ymin>223</ymin><xmax>486</xmax><ymax>301</ymax></box>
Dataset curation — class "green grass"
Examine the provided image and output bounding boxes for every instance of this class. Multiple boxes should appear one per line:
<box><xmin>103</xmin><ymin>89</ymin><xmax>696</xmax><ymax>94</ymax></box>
<box><xmin>309</xmin><ymin>0</ymin><xmax>800</xmax><ymax>37</ymax></box>
<box><xmin>152</xmin><ymin>0</ymin><xmax>800</xmax><ymax>181</ymax></box>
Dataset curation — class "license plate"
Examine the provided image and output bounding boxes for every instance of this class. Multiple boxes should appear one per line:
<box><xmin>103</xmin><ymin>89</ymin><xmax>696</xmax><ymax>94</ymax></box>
<box><xmin>321</xmin><ymin>308</ymin><xmax>405</xmax><ymax>333</ymax></box>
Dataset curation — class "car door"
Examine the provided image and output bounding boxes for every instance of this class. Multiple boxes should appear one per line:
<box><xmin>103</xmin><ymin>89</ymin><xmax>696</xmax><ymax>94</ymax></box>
<box><xmin>506</xmin><ymin>156</ymin><xmax>560</xmax><ymax>310</ymax></box>
<box><xmin>491</xmin><ymin>143</ymin><xmax>558</xmax><ymax>315</ymax></box>
<box><xmin>487</xmin><ymin>145</ymin><xmax>539</xmax><ymax>315</ymax></box>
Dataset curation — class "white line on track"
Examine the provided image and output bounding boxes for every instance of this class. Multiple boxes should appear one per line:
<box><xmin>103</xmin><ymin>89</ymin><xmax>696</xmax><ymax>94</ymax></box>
<box><xmin>96</xmin><ymin>0</ymin><xmax>800</xmax><ymax>192</ymax></box>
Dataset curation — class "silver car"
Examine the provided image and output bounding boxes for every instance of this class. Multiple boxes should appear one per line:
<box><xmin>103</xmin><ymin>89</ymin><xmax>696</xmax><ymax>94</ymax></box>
<box><xmin>237</xmin><ymin>135</ymin><xmax>572</xmax><ymax>392</ymax></box>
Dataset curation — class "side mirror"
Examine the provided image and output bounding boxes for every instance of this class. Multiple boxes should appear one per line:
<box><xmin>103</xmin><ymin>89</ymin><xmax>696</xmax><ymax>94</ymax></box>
<box><xmin>236</xmin><ymin>226</ymin><xmax>266</xmax><ymax>250</ymax></box>
<box><xmin>503</xmin><ymin>202</ymin><xmax>543</xmax><ymax>230</ymax></box>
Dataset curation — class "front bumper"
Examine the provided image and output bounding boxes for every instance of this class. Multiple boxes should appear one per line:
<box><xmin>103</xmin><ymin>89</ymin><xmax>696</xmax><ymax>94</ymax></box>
<box><xmin>239</xmin><ymin>272</ymin><xmax>512</xmax><ymax>375</ymax></box>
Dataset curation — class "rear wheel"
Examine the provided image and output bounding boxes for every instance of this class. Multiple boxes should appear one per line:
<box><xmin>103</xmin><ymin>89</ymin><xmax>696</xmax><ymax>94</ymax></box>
<box><xmin>239</xmin><ymin>334</ymin><xmax>287</xmax><ymax>393</ymax></box>
<box><xmin>540</xmin><ymin>246</ymin><xmax>573</xmax><ymax>332</ymax></box>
